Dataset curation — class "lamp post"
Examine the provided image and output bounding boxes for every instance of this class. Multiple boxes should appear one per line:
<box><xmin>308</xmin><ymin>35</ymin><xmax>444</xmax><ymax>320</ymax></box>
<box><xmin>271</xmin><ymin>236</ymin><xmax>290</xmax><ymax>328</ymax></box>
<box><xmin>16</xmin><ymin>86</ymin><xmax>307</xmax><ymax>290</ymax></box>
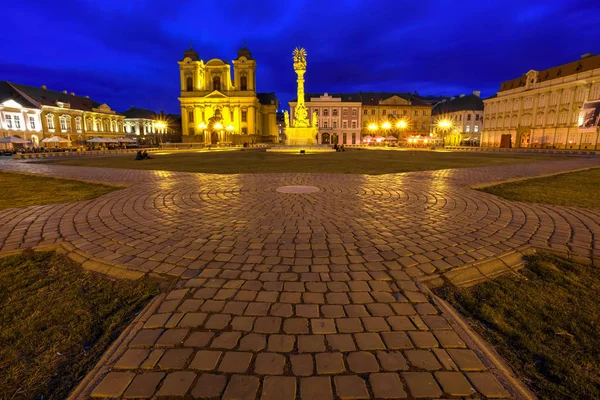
<box><xmin>437</xmin><ymin>119</ymin><xmax>454</xmax><ymax>147</ymax></box>
<box><xmin>155</xmin><ymin>121</ymin><xmax>167</xmax><ymax>145</ymax></box>
<box><xmin>214</xmin><ymin>122</ymin><xmax>223</xmax><ymax>145</ymax></box>
<box><xmin>367</xmin><ymin>123</ymin><xmax>378</xmax><ymax>145</ymax></box>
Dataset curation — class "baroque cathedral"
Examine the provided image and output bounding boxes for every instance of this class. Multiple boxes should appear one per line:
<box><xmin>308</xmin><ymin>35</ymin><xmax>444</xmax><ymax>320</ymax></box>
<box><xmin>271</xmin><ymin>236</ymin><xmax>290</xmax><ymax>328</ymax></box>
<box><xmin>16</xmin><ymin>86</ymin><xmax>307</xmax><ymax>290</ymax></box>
<box><xmin>178</xmin><ymin>44</ymin><xmax>278</xmax><ymax>144</ymax></box>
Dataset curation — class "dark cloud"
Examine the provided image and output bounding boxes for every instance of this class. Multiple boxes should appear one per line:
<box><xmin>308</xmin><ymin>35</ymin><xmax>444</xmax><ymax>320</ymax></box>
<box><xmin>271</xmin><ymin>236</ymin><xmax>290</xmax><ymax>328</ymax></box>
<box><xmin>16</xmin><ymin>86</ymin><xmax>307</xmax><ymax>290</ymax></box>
<box><xmin>2</xmin><ymin>0</ymin><xmax>599</xmax><ymax>113</ymax></box>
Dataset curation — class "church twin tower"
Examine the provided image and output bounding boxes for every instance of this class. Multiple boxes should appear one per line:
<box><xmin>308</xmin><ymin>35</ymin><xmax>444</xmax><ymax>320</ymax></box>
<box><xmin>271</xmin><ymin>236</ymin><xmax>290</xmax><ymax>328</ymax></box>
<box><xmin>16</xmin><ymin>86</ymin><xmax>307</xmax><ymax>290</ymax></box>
<box><xmin>178</xmin><ymin>44</ymin><xmax>278</xmax><ymax>145</ymax></box>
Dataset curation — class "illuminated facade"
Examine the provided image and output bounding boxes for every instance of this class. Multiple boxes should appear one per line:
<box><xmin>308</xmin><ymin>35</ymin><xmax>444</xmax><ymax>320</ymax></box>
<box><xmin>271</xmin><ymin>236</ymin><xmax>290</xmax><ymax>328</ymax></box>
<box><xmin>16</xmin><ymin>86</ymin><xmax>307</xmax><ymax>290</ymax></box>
<box><xmin>361</xmin><ymin>93</ymin><xmax>432</xmax><ymax>138</ymax></box>
<box><xmin>482</xmin><ymin>53</ymin><xmax>600</xmax><ymax>149</ymax></box>
<box><xmin>289</xmin><ymin>93</ymin><xmax>362</xmax><ymax>144</ymax></box>
<box><xmin>0</xmin><ymin>81</ymin><xmax>43</xmax><ymax>146</ymax></box>
<box><xmin>122</xmin><ymin>107</ymin><xmax>177</xmax><ymax>145</ymax></box>
<box><xmin>431</xmin><ymin>92</ymin><xmax>483</xmax><ymax>146</ymax></box>
<box><xmin>178</xmin><ymin>44</ymin><xmax>278</xmax><ymax>144</ymax></box>
<box><xmin>6</xmin><ymin>82</ymin><xmax>125</xmax><ymax>146</ymax></box>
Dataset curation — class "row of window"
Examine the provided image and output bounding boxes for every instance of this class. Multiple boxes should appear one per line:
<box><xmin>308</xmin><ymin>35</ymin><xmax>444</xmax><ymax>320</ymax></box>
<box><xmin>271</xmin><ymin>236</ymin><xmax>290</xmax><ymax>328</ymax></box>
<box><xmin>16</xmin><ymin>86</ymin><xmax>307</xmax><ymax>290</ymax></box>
<box><xmin>320</xmin><ymin>120</ymin><xmax>358</xmax><ymax>129</ymax></box>
<box><xmin>311</xmin><ymin>108</ymin><xmax>357</xmax><ymax>117</ymax></box>
<box><xmin>489</xmin><ymin>84</ymin><xmax>600</xmax><ymax>114</ymax></box>
<box><xmin>46</xmin><ymin>115</ymin><xmax>122</xmax><ymax>132</ymax></box>
<box><xmin>185</xmin><ymin>75</ymin><xmax>249</xmax><ymax>92</ymax></box>
<box><xmin>4</xmin><ymin>114</ymin><xmax>36</xmax><ymax>130</ymax></box>
<box><xmin>189</xmin><ymin>110</ymin><xmax>249</xmax><ymax>123</ymax></box>
<box><xmin>486</xmin><ymin>111</ymin><xmax>579</xmax><ymax>128</ymax></box>
<box><xmin>362</xmin><ymin>109</ymin><xmax>428</xmax><ymax>116</ymax></box>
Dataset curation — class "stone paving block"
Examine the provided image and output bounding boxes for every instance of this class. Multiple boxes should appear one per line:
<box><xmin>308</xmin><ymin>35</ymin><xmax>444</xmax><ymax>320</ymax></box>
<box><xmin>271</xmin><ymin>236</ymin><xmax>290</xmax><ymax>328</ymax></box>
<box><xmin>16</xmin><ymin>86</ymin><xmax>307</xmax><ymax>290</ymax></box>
<box><xmin>300</xmin><ymin>376</ymin><xmax>333</xmax><ymax>400</ymax></box>
<box><xmin>178</xmin><ymin>312</ymin><xmax>208</xmax><ymax>328</ymax></box>
<box><xmin>291</xmin><ymin>354</ymin><xmax>314</xmax><ymax>376</ymax></box>
<box><xmin>222</xmin><ymin>374</ymin><xmax>260</xmax><ymax>400</ymax></box>
<box><xmin>191</xmin><ymin>373</ymin><xmax>228</xmax><ymax>398</ymax></box>
<box><xmin>354</xmin><ymin>332</ymin><xmax>386</xmax><ymax>350</ymax></box>
<box><xmin>434</xmin><ymin>371</ymin><xmax>476</xmax><ymax>396</ymax></box>
<box><xmin>255</xmin><ymin>352</ymin><xmax>286</xmax><ymax>375</ymax></box>
<box><xmin>222</xmin><ymin>301</ymin><xmax>249</xmax><ymax>315</ymax></box>
<box><xmin>210</xmin><ymin>332</ymin><xmax>242</xmax><ymax>349</ymax></box>
<box><xmin>117</xmin><ymin>372</ymin><xmax>163</xmax><ymax>397</ymax></box>
<box><xmin>369</xmin><ymin>372</ymin><xmax>407</xmax><ymax>399</ymax></box>
<box><xmin>261</xmin><ymin>376</ymin><xmax>297</xmax><ymax>400</ymax></box>
<box><xmin>270</xmin><ymin>302</ymin><xmax>293</xmax><ymax>317</ymax></box>
<box><xmin>267</xmin><ymin>334</ymin><xmax>295</xmax><ymax>352</ymax></box>
<box><xmin>141</xmin><ymin>349</ymin><xmax>164</xmax><ymax>369</ymax></box>
<box><xmin>244</xmin><ymin>302</ymin><xmax>271</xmax><ymax>316</ymax></box>
<box><xmin>408</xmin><ymin>331</ymin><xmax>439</xmax><ymax>348</ymax></box>
<box><xmin>433</xmin><ymin>330</ymin><xmax>466</xmax><ymax>348</ymax></box>
<box><xmin>156</xmin><ymin>328</ymin><xmax>189</xmax><ymax>347</ymax></box>
<box><xmin>158</xmin><ymin>348</ymin><xmax>193</xmax><ymax>369</ymax></box>
<box><xmin>402</xmin><ymin>371</ymin><xmax>442</xmax><ymax>398</ymax></box>
<box><xmin>334</xmin><ymin>375</ymin><xmax>370</xmax><ymax>399</ymax></box>
<box><xmin>390</xmin><ymin>303</ymin><xmax>417</xmax><ymax>316</ymax></box>
<box><xmin>238</xmin><ymin>333</ymin><xmax>267</xmax><ymax>351</ymax></box>
<box><xmin>447</xmin><ymin>349</ymin><xmax>486</xmax><ymax>371</ymax></box>
<box><xmin>144</xmin><ymin>313</ymin><xmax>170</xmax><ymax>329</ymax></box>
<box><xmin>421</xmin><ymin>315</ymin><xmax>451</xmax><ymax>330</ymax></box>
<box><xmin>326</xmin><ymin>334</ymin><xmax>356</xmax><ymax>352</ymax></box>
<box><xmin>91</xmin><ymin>372</ymin><xmax>134</xmax><ymax>398</ymax></box>
<box><xmin>298</xmin><ymin>334</ymin><xmax>326</xmax><ymax>353</ymax></box>
<box><xmin>114</xmin><ymin>349</ymin><xmax>149</xmax><ymax>369</ymax></box>
<box><xmin>347</xmin><ymin>351</ymin><xmax>380</xmax><ymax>373</ymax></box>
<box><xmin>344</xmin><ymin>304</ymin><xmax>370</xmax><ymax>317</ymax></box>
<box><xmin>156</xmin><ymin>371</ymin><xmax>196</xmax><ymax>396</ymax></box>
<box><xmin>311</xmin><ymin>318</ymin><xmax>337</xmax><ymax>334</ymax></box>
<box><xmin>321</xmin><ymin>304</ymin><xmax>346</xmax><ymax>318</ymax></box>
<box><xmin>231</xmin><ymin>316</ymin><xmax>255</xmax><ymax>331</ymax></box>
<box><xmin>218</xmin><ymin>351</ymin><xmax>253</xmax><ymax>373</ymax></box>
<box><xmin>376</xmin><ymin>351</ymin><xmax>409</xmax><ymax>371</ymax></box>
<box><xmin>466</xmin><ymin>372</ymin><xmax>510</xmax><ymax>398</ymax></box>
<box><xmin>284</xmin><ymin>318</ymin><xmax>309</xmax><ymax>334</ymax></box>
<box><xmin>189</xmin><ymin>350</ymin><xmax>222</xmax><ymax>371</ymax></box>
<box><xmin>130</xmin><ymin>329</ymin><xmax>163</xmax><ymax>348</ymax></box>
<box><xmin>362</xmin><ymin>316</ymin><xmax>391</xmax><ymax>332</ymax></box>
<box><xmin>316</xmin><ymin>352</ymin><xmax>346</xmax><ymax>374</ymax></box>
<box><xmin>254</xmin><ymin>316</ymin><xmax>282</xmax><ymax>333</ymax></box>
<box><xmin>404</xmin><ymin>349</ymin><xmax>441</xmax><ymax>370</ymax></box>
<box><xmin>185</xmin><ymin>332</ymin><xmax>215</xmax><ymax>348</ymax></box>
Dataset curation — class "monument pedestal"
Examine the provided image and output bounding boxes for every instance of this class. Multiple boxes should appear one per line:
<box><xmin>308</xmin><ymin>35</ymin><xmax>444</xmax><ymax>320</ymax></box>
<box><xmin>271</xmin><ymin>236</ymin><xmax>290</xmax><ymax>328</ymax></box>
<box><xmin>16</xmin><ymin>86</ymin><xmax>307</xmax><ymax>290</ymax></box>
<box><xmin>285</xmin><ymin>127</ymin><xmax>318</xmax><ymax>146</ymax></box>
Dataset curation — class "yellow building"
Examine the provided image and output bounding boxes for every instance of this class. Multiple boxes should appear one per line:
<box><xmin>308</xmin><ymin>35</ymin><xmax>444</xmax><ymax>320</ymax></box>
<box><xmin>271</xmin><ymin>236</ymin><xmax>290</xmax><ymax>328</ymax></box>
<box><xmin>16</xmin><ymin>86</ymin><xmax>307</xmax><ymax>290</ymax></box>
<box><xmin>482</xmin><ymin>53</ymin><xmax>600</xmax><ymax>149</ymax></box>
<box><xmin>178</xmin><ymin>45</ymin><xmax>278</xmax><ymax>145</ymax></box>
<box><xmin>361</xmin><ymin>93</ymin><xmax>432</xmax><ymax>139</ymax></box>
<box><xmin>8</xmin><ymin>82</ymin><xmax>125</xmax><ymax>147</ymax></box>
<box><xmin>431</xmin><ymin>92</ymin><xmax>484</xmax><ymax>146</ymax></box>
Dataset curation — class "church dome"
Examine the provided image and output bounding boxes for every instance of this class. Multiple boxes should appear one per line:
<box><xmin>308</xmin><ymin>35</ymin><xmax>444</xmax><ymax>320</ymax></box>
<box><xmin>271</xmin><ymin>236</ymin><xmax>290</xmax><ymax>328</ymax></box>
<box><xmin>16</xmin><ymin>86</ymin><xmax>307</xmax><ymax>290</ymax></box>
<box><xmin>237</xmin><ymin>45</ymin><xmax>253</xmax><ymax>60</ymax></box>
<box><xmin>183</xmin><ymin>45</ymin><xmax>199</xmax><ymax>61</ymax></box>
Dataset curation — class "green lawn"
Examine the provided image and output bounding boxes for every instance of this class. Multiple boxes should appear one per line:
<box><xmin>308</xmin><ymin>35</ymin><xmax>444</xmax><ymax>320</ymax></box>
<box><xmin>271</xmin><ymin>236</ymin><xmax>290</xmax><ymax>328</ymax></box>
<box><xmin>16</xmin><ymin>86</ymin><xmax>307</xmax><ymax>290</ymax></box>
<box><xmin>37</xmin><ymin>149</ymin><xmax>565</xmax><ymax>175</ymax></box>
<box><xmin>436</xmin><ymin>253</ymin><xmax>600</xmax><ymax>400</ymax></box>
<box><xmin>479</xmin><ymin>167</ymin><xmax>600</xmax><ymax>209</ymax></box>
<box><xmin>0</xmin><ymin>250</ymin><xmax>163</xmax><ymax>399</ymax></box>
<box><xmin>0</xmin><ymin>172</ymin><xmax>120</xmax><ymax>210</ymax></box>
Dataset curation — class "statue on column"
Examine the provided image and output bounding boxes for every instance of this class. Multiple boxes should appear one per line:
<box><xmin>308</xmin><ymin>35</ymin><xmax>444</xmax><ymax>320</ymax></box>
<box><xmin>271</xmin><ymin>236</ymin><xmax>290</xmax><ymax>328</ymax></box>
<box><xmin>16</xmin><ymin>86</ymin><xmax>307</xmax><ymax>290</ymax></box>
<box><xmin>292</xmin><ymin>47</ymin><xmax>309</xmax><ymax>128</ymax></box>
<box><xmin>284</xmin><ymin>110</ymin><xmax>290</xmax><ymax>127</ymax></box>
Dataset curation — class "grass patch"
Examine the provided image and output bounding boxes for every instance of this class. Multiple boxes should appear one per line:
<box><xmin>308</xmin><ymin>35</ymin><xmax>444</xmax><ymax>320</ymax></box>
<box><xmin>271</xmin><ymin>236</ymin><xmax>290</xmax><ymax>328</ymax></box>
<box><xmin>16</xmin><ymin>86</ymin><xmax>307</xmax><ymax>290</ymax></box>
<box><xmin>37</xmin><ymin>149</ymin><xmax>565</xmax><ymax>175</ymax></box>
<box><xmin>436</xmin><ymin>253</ymin><xmax>600</xmax><ymax>400</ymax></box>
<box><xmin>0</xmin><ymin>172</ymin><xmax>119</xmax><ymax>210</ymax></box>
<box><xmin>0</xmin><ymin>250</ymin><xmax>164</xmax><ymax>399</ymax></box>
<box><xmin>479</xmin><ymin>167</ymin><xmax>600</xmax><ymax>209</ymax></box>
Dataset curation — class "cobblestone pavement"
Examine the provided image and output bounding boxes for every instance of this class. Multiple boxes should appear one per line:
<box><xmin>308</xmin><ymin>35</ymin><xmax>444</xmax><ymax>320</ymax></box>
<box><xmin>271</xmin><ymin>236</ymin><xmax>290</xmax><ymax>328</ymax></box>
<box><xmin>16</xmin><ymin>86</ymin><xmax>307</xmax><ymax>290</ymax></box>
<box><xmin>1</xmin><ymin>158</ymin><xmax>600</xmax><ymax>399</ymax></box>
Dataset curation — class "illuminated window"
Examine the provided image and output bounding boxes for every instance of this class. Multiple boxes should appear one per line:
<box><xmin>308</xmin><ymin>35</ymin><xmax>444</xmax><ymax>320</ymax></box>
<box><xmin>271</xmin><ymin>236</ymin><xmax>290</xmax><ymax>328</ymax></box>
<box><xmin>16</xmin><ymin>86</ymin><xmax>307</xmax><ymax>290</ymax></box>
<box><xmin>414</xmin><ymin>110</ymin><xmax>418</xmax><ymax>116</ymax></box>
<box><xmin>213</xmin><ymin>76</ymin><xmax>221</xmax><ymax>91</ymax></box>
<box><xmin>314</xmin><ymin>109</ymin><xmax>319</xmax><ymax>116</ymax></box>
<box><xmin>60</xmin><ymin>116</ymin><xmax>68</xmax><ymax>131</ymax></box>
<box><xmin>29</xmin><ymin>116</ymin><xmax>35</xmax><ymax>129</ymax></box>
<box><xmin>351</xmin><ymin>121</ymin><xmax>357</xmax><ymax>128</ymax></box>
<box><xmin>363</xmin><ymin>109</ymin><xmax>367</xmax><ymax>115</ymax></box>
<box><xmin>242</xmin><ymin>111</ymin><xmax>247</xmax><ymax>122</ymax></box>
<box><xmin>186</xmin><ymin>76</ymin><xmax>193</xmax><ymax>91</ymax></box>
<box><xmin>422</xmin><ymin>110</ymin><xmax>427</xmax><ymax>116</ymax></box>
<box><xmin>46</xmin><ymin>115</ymin><xmax>54</xmax><ymax>129</ymax></box>
<box><xmin>13</xmin><ymin>115</ymin><xmax>20</xmax><ymax>129</ymax></box>
<box><xmin>323</xmin><ymin>109</ymin><xmax>329</xmax><ymax>116</ymax></box>
<box><xmin>242</xmin><ymin>127</ymin><xmax>247</xmax><ymax>134</ymax></box>
<box><xmin>323</xmin><ymin>121</ymin><xmax>328</xmax><ymax>128</ymax></box>
<box><xmin>371</xmin><ymin>110</ymin><xmax>375</xmax><ymax>115</ymax></box>
<box><xmin>343</xmin><ymin>121</ymin><xmax>348</xmax><ymax>128</ymax></box>
<box><xmin>382</xmin><ymin>110</ymin><xmax>386</xmax><ymax>116</ymax></box>
<box><xmin>466</xmin><ymin>125</ymin><xmax>470</xmax><ymax>132</ymax></box>
<box><xmin>333</xmin><ymin>121</ymin><xmax>337</xmax><ymax>128</ymax></box>
<box><xmin>240</xmin><ymin>75</ymin><xmax>247</xmax><ymax>90</ymax></box>
<box><xmin>352</xmin><ymin>108</ymin><xmax>356</xmax><ymax>116</ymax></box>
<box><xmin>188</xmin><ymin>110</ymin><xmax>194</xmax><ymax>122</ymax></box>
<box><xmin>403</xmin><ymin>110</ymin><xmax>407</xmax><ymax>115</ymax></box>
<box><xmin>343</xmin><ymin>109</ymin><xmax>348</xmax><ymax>116</ymax></box>
<box><xmin>332</xmin><ymin>109</ymin><xmax>338</xmax><ymax>117</ymax></box>
<box><xmin>467</xmin><ymin>114</ymin><xmax>471</xmax><ymax>121</ymax></box>
<box><xmin>75</xmin><ymin>118</ymin><xmax>81</xmax><ymax>131</ymax></box>
<box><xmin>5</xmin><ymin>115</ymin><xmax>12</xmax><ymax>128</ymax></box>
<box><xmin>392</xmin><ymin>110</ymin><xmax>397</xmax><ymax>115</ymax></box>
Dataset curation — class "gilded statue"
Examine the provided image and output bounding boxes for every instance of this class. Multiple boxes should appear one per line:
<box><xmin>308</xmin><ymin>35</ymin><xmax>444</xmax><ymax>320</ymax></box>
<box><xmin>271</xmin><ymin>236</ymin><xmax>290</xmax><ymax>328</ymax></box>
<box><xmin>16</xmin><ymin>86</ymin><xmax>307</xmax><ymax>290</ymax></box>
<box><xmin>284</xmin><ymin>110</ymin><xmax>290</xmax><ymax>127</ymax></box>
<box><xmin>293</xmin><ymin>47</ymin><xmax>307</xmax><ymax>70</ymax></box>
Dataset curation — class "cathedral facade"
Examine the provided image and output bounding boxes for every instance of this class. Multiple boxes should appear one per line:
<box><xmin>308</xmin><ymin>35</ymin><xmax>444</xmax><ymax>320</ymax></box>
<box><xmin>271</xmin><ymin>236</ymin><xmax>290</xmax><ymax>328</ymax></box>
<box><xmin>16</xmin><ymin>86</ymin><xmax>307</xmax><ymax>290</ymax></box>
<box><xmin>178</xmin><ymin>45</ymin><xmax>278</xmax><ymax>145</ymax></box>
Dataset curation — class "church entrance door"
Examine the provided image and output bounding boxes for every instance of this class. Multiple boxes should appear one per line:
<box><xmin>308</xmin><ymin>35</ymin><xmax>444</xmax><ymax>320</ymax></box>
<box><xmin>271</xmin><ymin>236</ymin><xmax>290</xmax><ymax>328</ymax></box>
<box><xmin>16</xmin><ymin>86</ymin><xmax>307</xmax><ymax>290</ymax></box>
<box><xmin>211</xmin><ymin>131</ymin><xmax>219</xmax><ymax>144</ymax></box>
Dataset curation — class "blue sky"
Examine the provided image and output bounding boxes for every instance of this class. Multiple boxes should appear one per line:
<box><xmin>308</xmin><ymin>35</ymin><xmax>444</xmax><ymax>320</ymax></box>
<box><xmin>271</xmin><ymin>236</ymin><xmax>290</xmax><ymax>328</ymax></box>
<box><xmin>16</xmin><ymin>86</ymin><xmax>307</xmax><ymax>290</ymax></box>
<box><xmin>3</xmin><ymin>0</ymin><xmax>599</xmax><ymax>113</ymax></box>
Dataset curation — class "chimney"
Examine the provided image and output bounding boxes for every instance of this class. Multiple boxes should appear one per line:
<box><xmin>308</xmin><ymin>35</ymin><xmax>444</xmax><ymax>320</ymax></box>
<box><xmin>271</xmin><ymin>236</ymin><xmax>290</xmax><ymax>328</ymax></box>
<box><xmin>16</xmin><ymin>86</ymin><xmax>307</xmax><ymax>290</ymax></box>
<box><xmin>41</xmin><ymin>85</ymin><xmax>47</xmax><ymax>90</ymax></box>
<box><xmin>63</xmin><ymin>90</ymin><xmax>67</xmax><ymax>94</ymax></box>
<box><xmin>459</xmin><ymin>94</ymin><xmax>465</xmax><ymax>98</ymax></box>
<box><xmin>473</xmin><ymin>90</ymin><xmax>481</xmax><ymax>97</ymax></box>
<box><xmin>71</xmin><ymin>92</ymin><xmax>75</xmax><ymax>96</ymax></box>
<box><xmin>581</xmin><ymin>52</ymin><xmax>594</xmax><ymax>59</ymax></box>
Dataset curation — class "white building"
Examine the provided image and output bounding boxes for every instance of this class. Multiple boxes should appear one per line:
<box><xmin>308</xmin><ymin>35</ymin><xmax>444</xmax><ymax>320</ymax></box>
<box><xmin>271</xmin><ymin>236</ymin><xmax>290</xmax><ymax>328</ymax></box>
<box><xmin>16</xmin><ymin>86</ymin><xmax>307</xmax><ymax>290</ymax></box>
<box><xmin>0</xmin><ymin>81</ymin><xmax>43</xmax><ymax>146</ymax></box>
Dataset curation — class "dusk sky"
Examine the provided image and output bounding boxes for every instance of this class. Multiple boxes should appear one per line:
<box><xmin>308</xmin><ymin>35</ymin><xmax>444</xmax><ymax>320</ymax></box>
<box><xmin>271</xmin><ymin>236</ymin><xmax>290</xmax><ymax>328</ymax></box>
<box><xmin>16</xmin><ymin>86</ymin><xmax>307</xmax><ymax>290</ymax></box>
<box><xmin>4</xmin><ymin>0</ymin><xmax>599</xmax><ymax>114</ymax></box>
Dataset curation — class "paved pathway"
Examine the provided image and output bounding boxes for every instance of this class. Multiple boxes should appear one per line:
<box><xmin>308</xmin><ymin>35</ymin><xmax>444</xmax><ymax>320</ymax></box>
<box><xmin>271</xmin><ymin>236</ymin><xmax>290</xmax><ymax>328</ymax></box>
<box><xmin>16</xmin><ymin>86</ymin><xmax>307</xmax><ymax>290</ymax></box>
<box><xmin>1</xmin><ymin>158</ymin><xmax>600</xmax><ymax>399</ymax></box>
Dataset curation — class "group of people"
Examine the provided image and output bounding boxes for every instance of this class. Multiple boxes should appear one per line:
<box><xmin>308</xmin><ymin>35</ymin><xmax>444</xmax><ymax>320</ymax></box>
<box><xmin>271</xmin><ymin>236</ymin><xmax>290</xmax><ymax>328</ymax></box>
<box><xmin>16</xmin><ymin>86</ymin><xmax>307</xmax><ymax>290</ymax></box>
<box><xmin>134</xmin><ymin>150</ymin><xmax>152</xmax><ymax>160</ymax></box>
<box><xmin>333</xmin><ymin>143</ymin><xmax>345</xmax><ymax>152</ymax></box>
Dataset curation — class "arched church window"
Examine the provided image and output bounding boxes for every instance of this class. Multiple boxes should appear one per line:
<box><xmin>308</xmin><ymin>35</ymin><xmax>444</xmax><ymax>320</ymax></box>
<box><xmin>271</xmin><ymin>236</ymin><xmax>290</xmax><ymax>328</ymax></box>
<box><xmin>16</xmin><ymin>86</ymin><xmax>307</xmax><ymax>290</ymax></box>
<box><xmin>213</xmin><ymin>77</ymin><xmax>221</xmax><ymax>91</ymax></box>
<box><xmin>241</xmin><ymin>75</ymin><xmax>247</xmax><ymax>91</ymax></box>
<box><xmin>186</xmin><ymin>77</ymin><xmax>193</xmax><ymax>91</ymax></box>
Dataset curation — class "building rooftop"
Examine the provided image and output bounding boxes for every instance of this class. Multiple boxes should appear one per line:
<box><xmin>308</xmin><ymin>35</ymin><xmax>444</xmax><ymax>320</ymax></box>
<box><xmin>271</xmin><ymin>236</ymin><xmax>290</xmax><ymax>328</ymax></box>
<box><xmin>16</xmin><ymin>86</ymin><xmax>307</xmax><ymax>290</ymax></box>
<box><xmin>121</xmin><ymin>107</ymin><xmax>156</xmax><ymax>119</ymax></box>
<box><xmin>257</xmin><ymin>92</ymin><xmax>278</xmax><ymax>106</ymax></box>
<box><xmin>0</xmin><ymin>81</ymin><xmax>38</xmax><ymax>108</ymax></box>
<box><xmin>499</xmin><ymin>53</ymin><xmax>600</xmax><ymax>92</ymax></box>
<box><xmin>432</xmin><ymin>94</ymin><xmax>484</xmax><ymax>115</ymax></box>
<box><xmin>290</xmin><ymin>92</ymin><xmax>429</xmax><ymax>106</ymax></box>
<box><xmin>8</xmin><ymin>82</ymin><xmax>113</xmax><ymax>112</ymax></box>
